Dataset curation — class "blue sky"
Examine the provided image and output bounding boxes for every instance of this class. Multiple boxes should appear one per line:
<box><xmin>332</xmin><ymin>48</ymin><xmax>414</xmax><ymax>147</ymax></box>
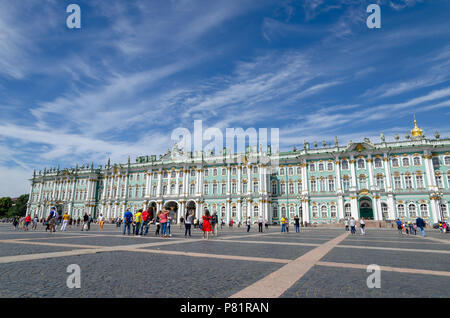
<box><xmin>1</xmin><ymin>0</ymin><xmax>450</xmax><ymax>197</ymax></box>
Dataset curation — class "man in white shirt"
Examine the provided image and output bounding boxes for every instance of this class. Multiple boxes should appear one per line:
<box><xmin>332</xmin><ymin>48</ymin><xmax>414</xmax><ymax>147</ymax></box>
<box><xmin>350</xmin><ymin>217</ymin><xmax>356</xmax><ymax>235</ymax></box>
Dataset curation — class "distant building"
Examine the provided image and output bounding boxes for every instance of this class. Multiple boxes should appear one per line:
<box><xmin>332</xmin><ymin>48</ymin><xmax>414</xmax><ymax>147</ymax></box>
<box><xmin>27</xmin><ymin>119</ymin><xmax>449</xmax><ymax>224</ymax></box>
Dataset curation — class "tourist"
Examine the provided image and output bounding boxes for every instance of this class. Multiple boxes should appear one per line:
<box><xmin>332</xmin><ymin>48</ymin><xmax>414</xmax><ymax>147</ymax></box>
<box><xmin>160</xmin><ymin>209</ymin><xmax>169</xmax><ymax>238</ymax></box>
<box><xmin>179</xmin><ymin>216</ymin><xmax>184</xmax><ymax>230</ymax></box>
<box><xmin>350</xmin><ymin>217</ymin><xmax>356</xmax><ymax>235</ymax></box>
<box><xmin>47</xmin><ymin>207</ymin><xmax>57</xmax><ymax>233</ymax></box>
<box><xmin>123</xmin><ymin>209</ymin><xmax>133</xmax><ymax>235</ymax></box>
<box><xmin>442</xmin><ymin>221</ymin><xmax>447</xmax><ymax>234</ymax></box>
<box><xmin>76</xmin><ymin>217</ymin><xmax>80</xmax><ymax>227</ymax></box>
<box><xmin>413</xmin><ymin>223</ymin><xmax>417</xmax><ymax>235</ymax></box>
<box><xmin>258</xmin><ymin>215</ymin><xmax>264</xmax><ymax>233</ymax></box>
<box><xmin>23</xmin><ymin>214</ymin><xmax>31</xmax><ymax>231</ymax></box>
<box><xmin>98</xmin><ymin>213</ymin><xmax>105</xmax><ymax>231</ymax></box>
<box><xmin>246</xmin><ymin>216</ymin><xmax>251</xmax><ymax>232</ymax></box>
<box><xmin>360</xmin><ymin>217</ymin><xmax>366</xmax><ymax>235</ymax></box>
<box><xmin>154</xmin><ymin>211</ymin><xmax>161</xmax><ymax>236</ymax></box>
<box><xmin>53</xmin><ymin>210</ymin><xmax>59</xmax><ymax>232</ymax></box>
<box><xmin>229</xmin><ymin>219</ymin><xmax>234</xmax><ymax>229</ymax></box>
<box><xmin>281</xmin><ymin>216</ymin><xmax>286</xmax><ymax>233</ymax></box>
<box><xmin>140</xmin><ymin>209</ymin><xmax>150</xmax><ymax>236</ymax></box>
<box><xmin>202</xmin><ymin>209</ymin><xmax>213</xmax><ymax>240</ymax></box>
<box><xmin>285</xmin><ymin>217</ymin><xmax>289</xmax><ymax>233</ymax></box>
<box><xmin>408</xmin><ymin>221</ymin><xmax>414</xmax><ymax>235</ymax></box>
<box><xmin>167</xmin><ymin>214</ymin><xmax>172</xmax><ymax>237</ymax></box>
<box><xmin>221</xmin><ymin>219</ymin><xmax>225</xmax><ymax>229</ymax></box>
<box><xmin>294</xmin><ymin>215</ymin><xmax>300</xmax><ymax>233</ymax></box>
<box><xmin>61</xmin><ymin>212</ymin><xmax>70</xmax><ymax>231</ymax></box>
<box><xmin>345</xmin><ymin>218</ymin><xmax>349</xmax><ymax>232</ymax></box>
<box><xmin>403</xmin><ymin>221</ymin><xmax>409</xmax><ymax>235</ymax></box>
<box><xmin>211</xmin><ymin>211</ymin><xmax>218</xmax><ymax>236</ymax></box>
<box><xmin>134</xmin><ymin>209</ymin><xmax>142</xmax><ymax>235</ymax></box>
<box><xmin>12</xmin><ymin>216</ymin><xmax>19</xmax><ymax>231</ymax></box>
<box><xmin>416</xmin><ymin>216</ymin><xmax>425</xmax><ymax>236</ymax></box>
<box><xmin>82</xmin><ymin>213</ymin><xmax>89</xmax><ymax>231</ymax></box>
<box><xmin>185</xmin><ymin>211</ymin><xmax>193</xmax><ymax>237</ymax></box>
<box><xmin>265</xmin><ymin>219</ymin><xmax>269</xmax><ymax>230</ymax></box>
<box><xmin>32</xmin><ymin>214</ymin><xmax>38</xmax><ymax>231</ymax></box>
<box><xmin>396</xmin><ymin>218</ymin><xmax>403</xmax><ymax>236</ymax></box>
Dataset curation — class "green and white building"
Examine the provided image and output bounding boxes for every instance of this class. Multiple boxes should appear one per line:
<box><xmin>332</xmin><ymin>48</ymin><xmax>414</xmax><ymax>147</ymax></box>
<box><xmin>27</xmin><ymin>120</ymin><xmax>450</xmax><ymax>224</ymax></box>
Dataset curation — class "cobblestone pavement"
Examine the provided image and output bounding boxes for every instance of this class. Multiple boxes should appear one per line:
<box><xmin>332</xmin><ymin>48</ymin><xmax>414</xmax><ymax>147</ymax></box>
<box><xmin>0</xmin><ymin>223</ymin><xmax>449</xmax><ymax>298</ymax></box>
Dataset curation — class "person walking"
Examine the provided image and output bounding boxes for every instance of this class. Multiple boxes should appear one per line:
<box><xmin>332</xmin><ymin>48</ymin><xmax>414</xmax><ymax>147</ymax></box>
<box><xmin>167</xmin><ymin>214</ymin><xmax>172</xmax><ymax>237</ymax></box>
<box><xmin>134</xmin><ymin>209</ymin><xmax>143</xmax><ymax>236</ymax></box>
<box><xmin>350</xmin><ymin>217</ymin><xmax>356</xmax><ymax>235</ymax></box>
<box><xmin>23</xmin><ymin>214</ymin><xmax>31</xmax><ymax>231</ymax></box>
<box><xmin>211</xmin><ymin>212</ymin><xmax>218</xmax><ymax>236</ymax></box>
<box><xmin>159</xmin><ymin>210</ymin><xmax>169</xmax><ymax>238</ymax></box>
<box><xmin>154</xmin><ymin>211</ymin><xmax>161</xmax><ymax>236</ymax></box>
<box><xmin>294</xmin><ymin>215</ymin><xmax>300</xmax><ymax>233</ymax></box>
<box><xmin>32</xmin><ymin>215</ymin><xmax>38</xmax><ymax>231</ymax></box>
<box><xmin>140</xmin><ymin>209</ymin><xmax>150</xmax><ymax>236</ymax></box>
<box><xmin>47</xmin><ymin>207</ymin><xmax>57</xmax><ymax>233</ymax></box>
<box><xmin>360</xmin><ymin>217</ymin><xmax>366</xmax><ymax>235</ymax></box>
<box><xmin>61</xmin><ymin>212</ymin><xmax>70</xmax><ymax>231</ymax></box>
<box><xmin>416</xmin><ymin>216</ymin><xmax>425</xmax><ymax>236</ymax></box>
<box><xmin>281</xmin><ymin>216</ymin><xmax>286</xmax><ymax>233</ymax></box>
<box><xmin>285</xmin><ymin>217</ymin><xmax>289</xmax><ymax>233</ymax></box>
<box><xmin>258</xmin><ymin>216</ymin><xmax>264</xmax><ymax>233</ymax></box>
<box><xmin>123</xmin><ymin>209</ymin><xmax>133</xmax><ymax>235</ymax></box>
<box><xmin>202</xmin><ymin>209</ymin><xmax>213</xmax><ymax>240</ymax></box>
<box><xmin>185</xmin><ymin>211</ymin><xmax>193</xmax><ymax>237</ymax></box>
<box><xmin>246</xmin><ymin>216</ymin><xmax>251</xmax><ymax>233</ymax></box>
<box><xmin>98</xmin><ymin>213</ymin><xmax>105</xmax><ymax>231</ymax></box>
<box><xmin>345</xmin><ymin>219</ymin><xmax>349</xmax><ymax>232</ymax></box>
<box><xmin>396</xmin><ymin>218</ymin><xmax>403</xmax><ymax>236</ymax></box>
<box><xmin>408</xmin><ymin>221</ymin><xmax>414</xmax><ymax>235</ymax></box>
<box><xmin>82</xmin><ymin>213</ymin><xmax>89</xmax><ymax>231</ymax></box>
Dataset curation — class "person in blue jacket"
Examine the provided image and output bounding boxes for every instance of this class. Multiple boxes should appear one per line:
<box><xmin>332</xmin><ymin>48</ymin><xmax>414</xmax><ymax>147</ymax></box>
<box><xmin>123</xmin><ymin>209</ymin><xmax>133</xmax><ymax>235</ymax></box>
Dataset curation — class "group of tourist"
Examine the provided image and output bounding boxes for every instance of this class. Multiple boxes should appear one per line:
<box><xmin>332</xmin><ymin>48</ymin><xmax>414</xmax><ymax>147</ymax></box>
<box><xmin>344</xmin><ymin>217</ymin><xmax>366</xmax><ymax>235</ymax></box>
<box><xmin>395</xmin><ymin>217</ymin><xmax>427</xmax><ymax>236</ymax></box>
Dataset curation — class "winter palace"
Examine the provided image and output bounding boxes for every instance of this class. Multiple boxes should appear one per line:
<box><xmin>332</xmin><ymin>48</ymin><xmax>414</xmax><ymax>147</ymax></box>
<box><xmin>27</xmin><ymin>119</ymin><xmax>450</xmax><ymax>225</ymax></box>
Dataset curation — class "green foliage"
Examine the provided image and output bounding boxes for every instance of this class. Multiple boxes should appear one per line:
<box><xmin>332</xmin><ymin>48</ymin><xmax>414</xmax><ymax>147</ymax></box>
<box><xmin>0</xmin><ymin>197</ymin><xmax>12</xmax><ymax>217</ymax></box>
<box><xmin>0</xmin><ymin>195</ymin><xmax>29</xmax><ymax>218</ymax></box>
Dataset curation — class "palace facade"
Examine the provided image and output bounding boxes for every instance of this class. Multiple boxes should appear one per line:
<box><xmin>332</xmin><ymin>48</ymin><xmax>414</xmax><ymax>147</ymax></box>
<box><xmin>27</xmin><ymin>120</ymin><xmax>450</xmax><ymax>224</ymax></box>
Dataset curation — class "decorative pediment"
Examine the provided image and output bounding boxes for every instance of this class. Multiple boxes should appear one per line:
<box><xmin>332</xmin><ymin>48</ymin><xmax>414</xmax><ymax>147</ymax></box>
<box><xmin>344</xmin><ymin>140</ymin><xmax>375</xmax><ymax>153</ymax></box>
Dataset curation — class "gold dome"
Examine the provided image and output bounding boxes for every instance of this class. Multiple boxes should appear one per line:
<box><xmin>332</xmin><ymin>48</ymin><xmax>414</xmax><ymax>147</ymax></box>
<box><xmin>411</xmin><ymin>116</ymin><xmax>423</xmax><ymax>137</ymax></box>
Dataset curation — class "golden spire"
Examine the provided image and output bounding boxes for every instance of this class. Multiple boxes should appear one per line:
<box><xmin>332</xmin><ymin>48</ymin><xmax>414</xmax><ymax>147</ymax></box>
<box><xmin>411</xmin><ymin>114</ymin><xmax>423</xmax><ymax>137</ymax></box>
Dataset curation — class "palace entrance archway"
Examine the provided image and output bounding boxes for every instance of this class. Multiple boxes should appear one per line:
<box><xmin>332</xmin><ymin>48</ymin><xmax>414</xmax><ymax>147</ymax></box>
<box><xmin>359</xmin><ymin>197</ymin><xmax>374</xmax><ymax>220</ymax></box>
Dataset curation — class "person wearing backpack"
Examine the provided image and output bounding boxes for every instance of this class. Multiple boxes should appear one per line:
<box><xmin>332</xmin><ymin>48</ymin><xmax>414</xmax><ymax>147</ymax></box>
<box><xmin>123</xmin><ymin>209</ymin><xmax>133</xmax><ymax>235</ymax></box>
<box><xmin>246</xmin><ymin>217</ymin><xmax>251</xmax><ymax>233</ymax></box>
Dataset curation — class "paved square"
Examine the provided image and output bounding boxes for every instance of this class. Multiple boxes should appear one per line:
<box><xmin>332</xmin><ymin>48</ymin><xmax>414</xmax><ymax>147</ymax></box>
<box><xmin>0</xmin><ymin>223</ymin><xmax>449</xmax><ymax>298</ymax></box>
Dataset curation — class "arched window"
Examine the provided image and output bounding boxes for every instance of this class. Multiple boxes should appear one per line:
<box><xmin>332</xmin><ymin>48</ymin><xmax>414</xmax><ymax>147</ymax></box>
<box><xmin>212</xmin><ymin>183</ymin><xmax>217</xmax><ymax>194</ymax></box>
<box><xmin>321</xmin><ymin>205</ymin><xmax>328</xmax><ymax>218</ymax></box>
<box><xmin>440</xmin><ymin>204</ymin><xmax>448</xmax><ymax>217</ymax></box>
<box><xmin>289</xmin><ymin>206</ymin><xmax>295</xmax><ymax>219</ymax></box>
<box><xmin>280</xmin><ymin>183</ymin><xmax>286</xmax><ymax>195</ymax></box>
<box><xmin>374</xmin><ymin>157</ymin><xmax>382</xmax><ymax>168</ymax></box>
<box><xmin>414</xmin><ymin>157</ymin><xmax>421</xmax><ymax>166</ymax></box>
<box><xmin>309</xmin><ymin>164</ymin><xmax>315</xmax><ymax>172</ymax></box>
<box><xmin>397</xmin><ymin>204</ymin><xmax>405</xmax><ymax>218</ymax></box>
<box><xmin>272</xmin><ymin>206</ymin><xmax>278</xmax><ymax>218</ymax></box>
<box><xmin>327</xmin><ymin>162</ymin><xmax>333</xmax><ymax>171</ymax></box>
<box><xmin>288</xmin><ymin>167</ymin><xmax>294</xmax><ymax>175</ymax></box>
<box><xmin>381</xmin><ymin>203</ymin><xmax>388</xmax><ymax>219</ymax></box>
<box><xmin>357</xmin><ymin>159</ymin><xmax>365</xmax><ymax>169</ymax></box>
<box><xmin>318</xmin><ymin>163</ymin><xmax>324</xmax><ymax>171</ymax></box>
<box><xmin>189</xmin><ymin>183</ymin><xmax>195</xmax><ymax>195</ymax></box>
<box><xmin>392</xmin><ymin>158</ymin><xmax>399</xmax><ymax>168</ymax></box>
<box><xmin>359</xmin><ymin>176</ymin><xmax>367</xmax><ymax>189</ymax></box>
<box><xmin>281</xmin><ymin>206</ymin><xmax>287</xmax><ymax>218</ymax></box>
<box><xmin>408</xmin><ymin>203</ymin><xmax>416</xmax><ymax>218</ymax></box>
<box><xmin>232</xmin><ymin>206</ymin><xmax>237</xmax><ymax>218</ymax></box>
<box><xmin>445</xmin><ymin>156</ymin><xmax>450</xmax><ymax>165</ymax></box>
<box><xmin>312</xmin><ymin>206</ymin><xmax>318</xmax><ymax>218</ymax></box>
<box><xmin>243</xmin><ymin>206</ymin><xmax>247</xmax><ymax>218</ymax></box>
<box><xmin>344</xmin><ymin>203</ymin><xmax>351</xmax><ymax>217</ymax></box>
<box><xmin>253</xmin><ymin>205</ymin><xmax>259</xmax><ymax>217</ymax></box>
<box><xmin>330</xmin><ymin>206</ymin><xmax>337</xmax><ymax>218</ymax></box>
<box><xmin>203</xmin><ymin>183</ymin><xmax>208</xmax><ymax>195</ymax></box>
<box><xmin>220</xmin><ymin>206</ymin><xmax>226</xmax><ymax>218</ymax></box>
<box><xmin>402</xmin><ymin>157</ymin><xmax>410</xmax><ymax>167</ymax></box>
<box><xmin>420</xmin><ymin>204</ymin><xmax>428</xmax><ymax>217</ymax></box>
<box><xmin>341</xmin><ymin>160</ymin><xmax>349</xmax><ymax>170</ymax></box>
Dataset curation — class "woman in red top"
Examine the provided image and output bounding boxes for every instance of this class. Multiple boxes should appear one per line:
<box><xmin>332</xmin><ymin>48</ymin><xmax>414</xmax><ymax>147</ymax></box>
<box><xmin>202</xmin><ymin>209</ymin><xmax>213</xmax><ymax>240</ymax></box>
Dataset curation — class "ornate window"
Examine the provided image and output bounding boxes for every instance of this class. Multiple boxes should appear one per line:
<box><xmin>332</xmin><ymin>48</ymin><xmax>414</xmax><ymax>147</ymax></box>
<box><xmin>213</xmin><ymin>169</ymin><xmax>218</xmax><ymax>176</ymax></box>
<box><xmin>204</xmin><ymin>169</ymin><xmax>209</xmax><ymax>177</ymax></box>
<box><xmin>432</xmin><ymin>157</ymin><xmax>440</xmax><ymax>166</ymax></box>
<box><xmin>330</xmin><ymin>206</ymin><xmax>337</xmax><ymax>218</ymax></box>
<box><xmin>444</xmin><ymin>156</ymin><xmax>450</xmax><ymax>165</ymax></box>
<box><xmin>413</xmin><ymin>157</ymin><xmax>421</xmax><ymax>166</ymax></box>
<box><xmin>289</xmin><ymin>206</ymin><xmax>295</xmax><ymax>219</ymax></box>
<box><xmin>402</xmin><ymin>157</ymin><xmax>410</xmax><ymax>167</ymax></box>
<box><xmin>272</xmin><ymin>182</ymin><xmax>277</xmax><ymax>195</ymax></box>
<box><xmin>297</xmin><ymin>167</ymin><xmax>302</xmax><ymax>175</ymax></box>
<box><xmin>253</xmin><ymin>181</ymin><xmax>259</xmax><ymax>193</ymax></box>
<box><xmin>289</xmin><ymin>183</ymin><xmax>294</xmax><ymax>194</ymax></box>
<box><xmin>440</xmin><ymin>204</ymin><xmax>448</xmax><ymax>218</ymax></box>
<box><xmin>203</xmin><ymin>183</ymin><xmax>209</xmax><ymax>195</ymax></box>
<box><xmin>232</xmin><ymin>206</ymin><xmax>237</xmax><ymax>218</ymax></box>
<box><xmin>312</xmin><ymin>206</ymin><xmax>318</xmax><ymax>218</ymax></box>
<box><xmin>280</xmin><ymin>183</ymin><xmax>286</xmax><ymax>195</ymax></box>
<box><xmin>408</xmin><ymin>203</ymin><xmax>417</xmax><ymax>218</ymax></box>
<box><xmin>328</xmin><ymin>179</ymin><xmax>335</xmax><ymax>192</ymax></box>
<box><xmin>212</xmin><ymin>183</ymin><xmax>218</xmax><ymax>195</ymax></box>
<box><xmin>327</xmin><ymin>162</ymin><xmax>333</xmax><ymax>171</ymax></box>
<box><xmin>272</xmin><ymin>206</ymin><xmax>278</xmax><ymax>218</ymax></box>
<box><xmin>221</xmin><ymin>206</ymin><xmax>226</xmax><ymax>219</ymax></box>
<box><xmin>321</xmin><ymin>205</ymin><xmax>328</xmax><ymax>218</ymax></box>
<box><xmin>297</xmin><ymin>181</ymin><xmax>302</xmax><ymax>193</ymax></box>
<box><xmin>359</xmin><ymin>176</ymin><xmax>367</xmax><ymax>189</ymax></box>
<box><xmin>279</xmin><ymin>167</ymin><xmax>285</xmax><ymax>176</ymax></box>
<box><xmin>416</xmin><ymin>175</ymin><xmax>424</xmax><ymax>189</ymax></box>
<box><xmin>394</xmin><ymin>176</ymin><xmax>402</xmax><ymax>189</ymax></box>
<box><xmin>232</xmin><ymin>167</ymin><xmax>237</xmax><ymax>175</ymax></box>
<box><xmin>281</xmin><ymin>206</ymin><xmax>287</xmax><ymax>218</ymax></box>
<box><xmin>310</xmin><ymin>180</ymin><xmax>317</xmax><ymax>192</ymax></box>
<box><xmin>343</xmin><ymin>178</ymin><xmax>350</xmax><ymax>191</ymax></box>
<box><xmin>222</xmin><ymin>168</ymin><xmax>226</xmax><ymax>176</ymax></box>
<box><xmin>243</xmin><ymin>167</ymin><xmax>247</xmax><ymax>174</ymax></box>
<box><xmin>162</xmin><ymin>185</ymin><xmax>167</xmax><ymax>195</ymax></box>
<box><xmin>405</xmin><ymin>176</ymin><xmax>413</xmax><ymax>189</ymax></box>
<box><xmin>232</xmin><ymin>182</ymin><xmax>237</xmax><ymax>194</ymax></box>
<box><xmin>189</xmin><ymin>183</ymin><xmax>195</xmax><ymax>195</ymax></box>
<box><xmin>254</xmin><ymin>205</ymin><xmax>259</xmax><ymax>217</ymax></box>
<box><xmin>163</xmin><ymin>171</ymin><xmax>168</xmax><ymax>178</ymax></box>
<box><xmin>341</xmin><ymin>160</ymin><xmax>349</xmax><ymax>170</ymax></box>
<box><xmin>288</xmin><ymin>167</ymin><xmax>294</xmax><ymax>176</ymax></box>
<box><xmin>436</xmin><ymin>175</ymin><xmax>443</xmax><ymax>188</ymax></box>
<box><xmin>253</xmin><ymin>166</ymin><xmax>258</xmax><ymax>174</ymax></box>
<box><xmin>392</xmin><ymin>158</ymin><xmax>399</xmax><ymax>168</ymax></box>
<box><xmin>171</xmin><ymin>171</ymin><xmax>176</xmax><ymax>178</ymax></box>
<box><xmin>357</xmin><ymin>159</ymin><xmax>365</xmax><ymax>169</ymax></box>
<box><xmin>319</xmin><ymin>179</ymin><xmax>325</xmax><ymax>192</ymax></box>
<box><xmin>420</xmin><ymin>204</ymin><xmax>428</xmax><ymax>217</ymax></box>
<box><xmin>381</xmin><ymin>203</ymin><xmax>388</xmax><ymax>219</ymax></box>
<box><xmin>309</xmin><ymin>164</ymin><xmax>315</xmax><ymax>172</ymax></box>
<box><xmin>374</xmin><ymin>157</ymin><xmax>382</xmax><ymax>168</ymax></box>
<box><xmin>344</xmin><ymin>203</ymin><xmax>351</xmax><ymax>217</ymax></box>
<box><xmin>190</xmin><ymin>170</ymin><xmax>196</xmax><ymax>177</ymax></box>
<box><xmin>397</xmin><ymin>204</ymin><xmax>405</xmax><ymax>218</ymax></box>
<box><xmin>318</xmin><ymin>163</ymin><xmax>324</xmax><ymax>171</ymax></box>
<box><xmin>222</xmin><ymin>183</ymin><xmax>227</xmax><ymax>194</ymax></box>
<box><xmin>376</xmin><ymin>176</ymin><xmax>384</xmax><ymax>189</ymax></box>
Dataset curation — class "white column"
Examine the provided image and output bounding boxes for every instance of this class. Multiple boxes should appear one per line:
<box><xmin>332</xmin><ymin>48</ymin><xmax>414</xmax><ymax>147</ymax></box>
<box><xmin>247</xmin><ymin>165</ymin><xmax>251</xmax><ymax>195</ymax></box>
<box><xmin>102</xmin><ymin>177</ymin><xmax>108</xmax><ymax>200</ymax></box>
<box><xmin>303</xmin><ymin>200</ymin><xmax>310</xmax><ymax>224</ymax></box>
<box><xmin>430</xmin><ymin>198</ymin><xmax>439</xmax><ymax>223</ymax></box>
<box><xmin>350</xmin><ymin>196</ymin><xmax>358</xmax><ymax>219</ymax></box>
<box><xmin>237</xmin><ymin>166</ymin><xmax>242</xmax><ymax>195</ymax></box>
<box><xmin>237</xmin><ymin>200</ymin><xmax>242</xmax><ymax>223</ymax></box>
<box><xmin>367</xmin><ymin>155</ymin><xmax>374</xmax><ymax>189</ymax></box>
<box><xmin>175</xmin><ymin>170</ymin><xmax>180</xmax><ymax>196</ymax></box>
<box><xmin>301</xmin><ymin>163</ymin><xmax>308</xmax><ymax>193</ymax></box>
<box><xmin>226</xmin><ymin>200</ymin><xmax>231</xmax><ymax>223</ymax></box>
<box><xmin>184</xmin><ymin>169</ymin><xmax>189</xmax><ymax>196</ymax></box>
<box><xmin>424</xmin><ymin>151</ymin><xmax>437</xmax><ymax>191</ymax></box>
<box><xmin>350</xmin><ymin>156</ymin><xmax>357</xmax><ymax>189</ymax></box>
<box><xmin>338</xmin><ymin>195</ymin><xmax>344</xmax><ymax>219</ymax></box>
<box><xmin>383</xmin><ymin>154</ymin><xmax>393</xmax><ymax>191</ymax></box>
<box><xmin>157</xmin><ymin>169</ymin><xmax>162</xmax><ymax>196</ymax></box>
<box><xmin>196</xmin><ymin>168</ymin><xmax>201</xmax><ymax>195</ymax></box>
<box><xmin>335</xmin><ymin>159</ymin><xmax>342</xmax><ymax>193</ymax></box>
<box><xmin>145</xmin><ymin>171</ymin><xmax>151</xmax><ymax>197</ymax></box>
<box><xmin>387</xmin><ymin>194</ymin><xmax>395</xmax><ymax>220</ymax></box>
<box><xmin>227</xmin><ymin>166</ymin><xmax>231</xmax><ymax>195</ymax></box>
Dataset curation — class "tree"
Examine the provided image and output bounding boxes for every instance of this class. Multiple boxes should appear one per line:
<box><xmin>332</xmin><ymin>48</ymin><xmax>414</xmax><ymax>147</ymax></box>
<box><xmin>0</xmin><ymin>197</ymin><xmax>12</xmax><ymax>217</ymax></box>
<box><xmin>6</xmin><ymin>194</ymin><xmax>29</xmax><ymax>218</ymax></box>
